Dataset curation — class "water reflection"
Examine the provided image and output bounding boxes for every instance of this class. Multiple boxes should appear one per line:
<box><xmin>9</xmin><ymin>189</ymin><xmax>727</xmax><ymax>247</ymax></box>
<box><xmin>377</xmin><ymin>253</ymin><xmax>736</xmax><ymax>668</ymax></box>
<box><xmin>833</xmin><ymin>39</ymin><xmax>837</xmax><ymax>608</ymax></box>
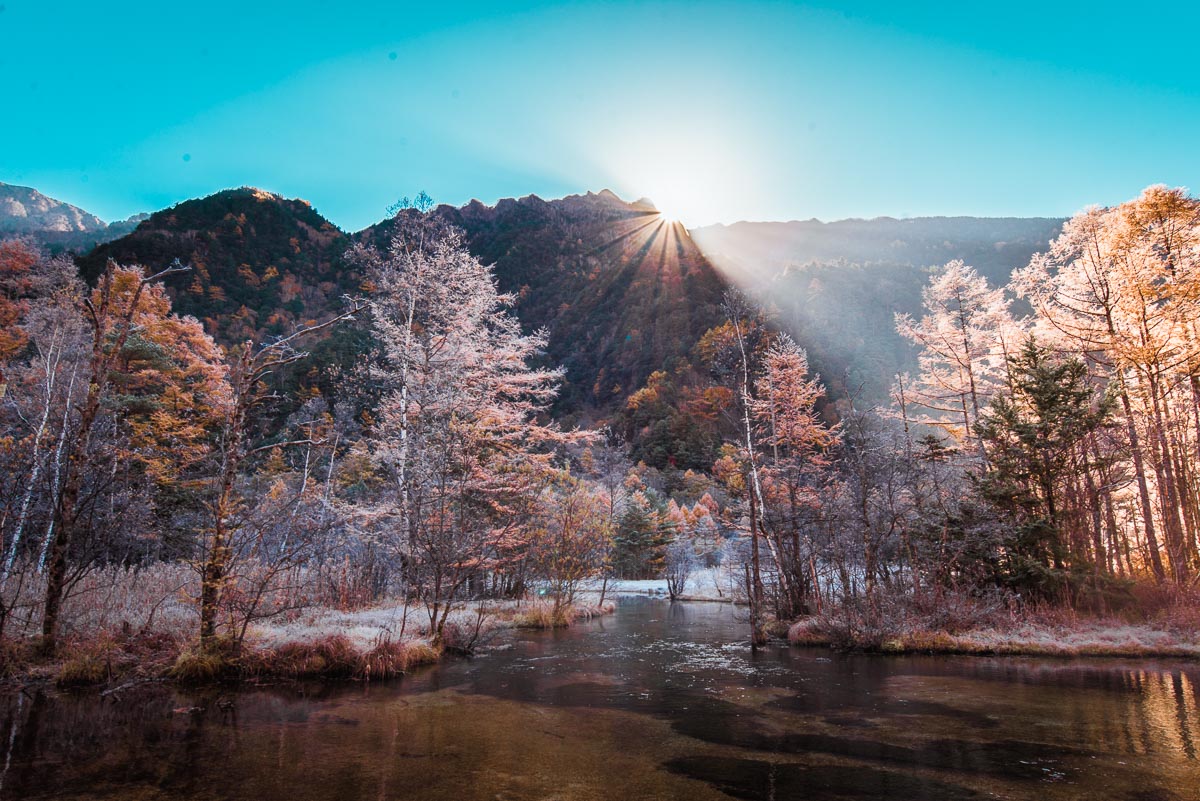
<box><xmin>1</xmin><ymin>597</ymin><xmax>1198</xmax><ymax>800</ymax></box>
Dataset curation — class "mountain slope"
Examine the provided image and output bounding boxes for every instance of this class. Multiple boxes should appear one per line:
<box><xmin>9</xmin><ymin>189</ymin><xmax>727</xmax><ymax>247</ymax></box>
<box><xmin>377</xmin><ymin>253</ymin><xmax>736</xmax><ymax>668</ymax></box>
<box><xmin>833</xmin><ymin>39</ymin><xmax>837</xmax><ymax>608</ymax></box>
<box><xmin>363</xmin><ymin>191</ymin><xmax>729</xmax><ymax>420</ymax></box>
<box><xmin>693</xmin><ymin>216</ymin><xmax>1064</xmax><ymax>287</ymax></box>
<box><xmin>0</xmin><ymin>181</ymin><xmax>106</xmax><ymax>234</ymax></box>
<box><xmin>64</xmin><ymin>185</ymin><xmax>1066</xmax><ymax>421</ymax></box>
<box><xmin>78</xmin><ymin>188</ymin><xmax>355</xmax><ymax>344</ymax></box>
<box><xmin>692</xmin><ymin>215</ymin><xmax>1066</xmax><ymax>400</ymax></box>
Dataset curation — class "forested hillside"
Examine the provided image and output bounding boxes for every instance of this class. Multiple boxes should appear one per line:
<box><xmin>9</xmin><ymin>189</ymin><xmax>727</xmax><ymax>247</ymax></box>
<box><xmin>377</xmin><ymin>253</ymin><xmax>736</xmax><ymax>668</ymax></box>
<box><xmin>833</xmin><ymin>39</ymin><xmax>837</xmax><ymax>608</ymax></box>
<box><xmin>375</xmin><ymin>191</ymin><xmax>728</xmax><ymax>419</ymax></box>
<box><xmin>78</xmin><ymin>188</ymin><xmax>355</xmax><ymax>344</ymax></box>
<box><xmin>694</xmin><ymin>216</ymin><xmax>1066</xmax><ymax>401</ymax></box>
<box><xmin>69</xmin><ymin>188</ymin><xmax>729</xmax><ymax>422</ymax></box>
<box><xmin>9</xmin><ymin>184</ymin><xmax>1066</xmax><ymax>421</ymax></box>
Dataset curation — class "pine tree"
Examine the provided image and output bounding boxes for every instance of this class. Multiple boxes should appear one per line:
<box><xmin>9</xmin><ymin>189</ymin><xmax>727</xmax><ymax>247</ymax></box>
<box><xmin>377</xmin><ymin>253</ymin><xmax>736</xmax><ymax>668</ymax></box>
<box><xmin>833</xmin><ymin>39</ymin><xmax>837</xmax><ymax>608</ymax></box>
<box><xmin>976</xmin><ymin>338</ymin><xmax>1112</xmax><ymax>597</ymax></box>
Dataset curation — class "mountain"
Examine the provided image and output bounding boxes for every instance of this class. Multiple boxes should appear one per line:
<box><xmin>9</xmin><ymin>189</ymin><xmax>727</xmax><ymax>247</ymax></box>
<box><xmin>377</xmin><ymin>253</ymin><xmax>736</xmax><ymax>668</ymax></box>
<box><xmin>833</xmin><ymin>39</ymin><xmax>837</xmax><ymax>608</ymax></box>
<box><xmin>0</xmin><ymin>181</ymin><xmax>106</xmax><ymax>234</ymax></box>
<box><xmin>364</xmin><ymin>190</ymin><xmax>729</xmax><ymax>421</ymax></box>
<box><xmin>73</xmin><ymin>186</ymin><xmax>728</xmax><ymax>432</ymax></box>
<box><xmin>78</xmin><ymin>187</ymin><xmax>355</xmax><ymax>344</ymax></box>
<box><xmin>0</xmin><ymin>181</ymin><xmax>148</xmax><ymax>252</ymax></box>
<box><xmin>692</xmin><ymin>216</ymin><xmax>1064</xmax><ymax>287</ymax></box>
<box><xmin>692</xmin><ymin>216</ymin><xmax>1066</xmax><ymax>401</ymax></box>
<box><xmin>57</xmin><ymin>184</ymin><xmax>1066</xmax><ymax>424</ymax></box>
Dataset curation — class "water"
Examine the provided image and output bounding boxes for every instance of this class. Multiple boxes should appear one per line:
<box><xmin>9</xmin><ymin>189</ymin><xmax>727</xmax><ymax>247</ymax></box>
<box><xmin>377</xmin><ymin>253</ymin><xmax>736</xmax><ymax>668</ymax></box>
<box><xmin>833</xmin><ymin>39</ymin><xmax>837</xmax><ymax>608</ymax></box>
<box><xmin>2</xmin><ymin>596</ymin><xmax>1198</xmax><ymax>800</ymax></box>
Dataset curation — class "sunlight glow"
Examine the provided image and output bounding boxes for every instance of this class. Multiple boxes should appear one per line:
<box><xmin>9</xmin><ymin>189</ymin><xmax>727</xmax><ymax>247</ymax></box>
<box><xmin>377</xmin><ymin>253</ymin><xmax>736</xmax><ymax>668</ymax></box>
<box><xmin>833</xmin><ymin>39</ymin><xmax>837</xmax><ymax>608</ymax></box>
<box><xmin>586</xmin><ymin>122</ymin><xmax>771</xmax><ymax>228</ymax></box>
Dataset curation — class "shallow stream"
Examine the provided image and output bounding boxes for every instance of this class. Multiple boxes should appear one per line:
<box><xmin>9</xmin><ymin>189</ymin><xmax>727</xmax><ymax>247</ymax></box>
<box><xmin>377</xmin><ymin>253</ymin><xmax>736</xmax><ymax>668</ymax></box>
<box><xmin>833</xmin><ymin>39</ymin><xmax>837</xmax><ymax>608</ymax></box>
<box><xmin>2</xmin><ymin>597</ymin><xmax>1198</xmax><ymax>799</ymax></box>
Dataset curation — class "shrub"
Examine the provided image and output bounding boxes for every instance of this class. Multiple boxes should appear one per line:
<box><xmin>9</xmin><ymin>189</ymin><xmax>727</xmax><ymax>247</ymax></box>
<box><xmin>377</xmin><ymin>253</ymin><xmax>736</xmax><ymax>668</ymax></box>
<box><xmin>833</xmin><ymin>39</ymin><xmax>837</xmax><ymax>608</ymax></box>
<box><xmin>357</xmin><ymin>638</ymin><xmax>439</xmax><ymax>680</ymax></box>
<box><xmin>786</xmin><ymin>618</ymin><xmax>828</xmax><ymax>646</ymax></box>
<box><xmin>572</xmin><ymin>601</ymin><xmax>616</xmax><ymax>620</ymax></box>
<box><xmin>0</xmin><ymin>640</ymin><xmax>32</xmax><ymax>679</ymax></box>
<box><xmin>170</xmin><ymin>636</ymin><xmax>238</xmax><ymax>682</ymax></box>
<box><xmin>514</xmin><ymin>602</ymin><xmax>576</xmax><ymax>629</ymax></box>
<box><xmin>57</xmin><ymin>649</ymin><xmax>112</xmax><ymax>687</ymax></box>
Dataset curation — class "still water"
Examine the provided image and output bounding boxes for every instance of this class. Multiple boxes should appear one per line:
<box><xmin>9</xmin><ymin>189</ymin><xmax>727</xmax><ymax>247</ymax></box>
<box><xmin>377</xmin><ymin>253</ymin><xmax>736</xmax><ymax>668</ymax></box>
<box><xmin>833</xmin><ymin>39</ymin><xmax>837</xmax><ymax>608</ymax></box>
<box><xmin>2</xmin><ymin>596</ymin><xmax>1198</xmax><ymax>800</ymax></box>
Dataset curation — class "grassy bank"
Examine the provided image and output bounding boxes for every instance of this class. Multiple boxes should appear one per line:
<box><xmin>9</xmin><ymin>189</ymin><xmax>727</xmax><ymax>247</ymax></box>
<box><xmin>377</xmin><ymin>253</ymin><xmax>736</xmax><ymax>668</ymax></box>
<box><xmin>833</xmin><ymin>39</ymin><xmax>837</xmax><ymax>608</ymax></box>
<box><xmin>787</xmin><ymin>610</ymin><xmax>1200</xmax><ymax>659</ymax></box>
<box><xmin>0</xmin><ymin>568</ymin><xmax>616</xmax><ymax>690</ymax></box>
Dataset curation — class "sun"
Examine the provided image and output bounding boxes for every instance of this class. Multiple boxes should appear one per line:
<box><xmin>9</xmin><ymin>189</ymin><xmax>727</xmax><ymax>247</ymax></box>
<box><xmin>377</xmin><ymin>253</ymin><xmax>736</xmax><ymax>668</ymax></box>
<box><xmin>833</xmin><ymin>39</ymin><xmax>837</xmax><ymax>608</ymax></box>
<box><xmin>638</xmin><ymin>178</ymin><xmax>707</xmax><ymax>227</ymax></box>
<box><xmin>590</xmin><ymin>121</ymin><xmax>767</xmax><ymax>228</ymax></box>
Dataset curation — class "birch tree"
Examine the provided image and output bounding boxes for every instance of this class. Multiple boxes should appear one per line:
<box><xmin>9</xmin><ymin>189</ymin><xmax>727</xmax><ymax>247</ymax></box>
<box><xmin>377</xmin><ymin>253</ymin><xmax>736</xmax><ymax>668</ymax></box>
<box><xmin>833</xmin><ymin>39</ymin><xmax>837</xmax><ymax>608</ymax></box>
<box><xmin>350</xmin><ymin>217</ymin><xmax>577</xmax><ymax>643</ymax></box>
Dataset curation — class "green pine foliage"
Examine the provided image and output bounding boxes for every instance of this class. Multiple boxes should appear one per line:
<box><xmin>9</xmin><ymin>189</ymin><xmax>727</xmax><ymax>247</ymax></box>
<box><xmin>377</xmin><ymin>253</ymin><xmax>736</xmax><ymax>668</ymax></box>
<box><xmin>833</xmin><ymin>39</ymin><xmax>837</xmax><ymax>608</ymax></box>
<box><xmin>975</xmin><ymin>338</ymin><xmax>1115</xmax><ymax>598</ymax></box>
<box><xmin>612</xmin><ymin>489</ymin><xmax>676</xmax><ymax>578</ymax></box>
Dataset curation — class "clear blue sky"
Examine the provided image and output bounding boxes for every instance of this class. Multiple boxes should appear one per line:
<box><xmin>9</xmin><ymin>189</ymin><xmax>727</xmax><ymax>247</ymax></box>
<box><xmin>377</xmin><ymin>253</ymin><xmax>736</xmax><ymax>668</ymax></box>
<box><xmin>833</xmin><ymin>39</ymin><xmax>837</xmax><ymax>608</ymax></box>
<box><xmin>2</xmin><ymin>1</ymin><xmax>1198</xmax><ymax>229</ymax></box>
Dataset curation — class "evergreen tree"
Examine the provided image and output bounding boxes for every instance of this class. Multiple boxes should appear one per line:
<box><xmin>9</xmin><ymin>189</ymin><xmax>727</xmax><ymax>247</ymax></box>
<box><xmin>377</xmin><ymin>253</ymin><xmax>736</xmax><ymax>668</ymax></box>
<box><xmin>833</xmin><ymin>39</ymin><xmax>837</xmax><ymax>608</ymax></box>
<box><xmin>612</xmin><ymin>490</ymin><xmax>673</xmax><ymax>578</ymax></box>
<box><xmin>976</xmin><ymin>338</ymin><xmax>1112</xmax><ymax>596</ymax></box>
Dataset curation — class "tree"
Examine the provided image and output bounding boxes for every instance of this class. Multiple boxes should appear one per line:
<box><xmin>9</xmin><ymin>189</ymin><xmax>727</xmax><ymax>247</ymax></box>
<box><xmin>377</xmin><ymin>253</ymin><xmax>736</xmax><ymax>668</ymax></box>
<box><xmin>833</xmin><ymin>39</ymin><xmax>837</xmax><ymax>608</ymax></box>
<box><xmin>1014</xmin><ymin>186</ymin><xmax>1200</xmax><ymax>583</ymax></box>
<box><xmin>350</xmin><ymin>217</ymin><xmax>577</xmax><ymax>644</ymax></box>
<box><xmin>579</xmin><ymin>438</ymin><xmax>632</xmax><ymax>604</ymax></box>
<box><xmin>198</xmin><ymin>307</ymin><xmax>359</xmax><ymax>648</ymax></box>
<box><xmin>719</xmin><ymin>290</ymin><xmax>770</xmax><ymax>645</ymax></box>
<box><xmin>751</xmin><ymin>334</ymin><xmax>837</xmax><ymax>617</ymax></box>
<box><xmin>527</xmin><ymin>474</ymin><xmax>612</xmax><ymax>613</ymax></box>
<box><xmin>0</xmin><ymin>240</ymin><xmax>82</xmax><ymax>639</ymax></box>
<box><xmin>976</xmin><ymin>338</ymin><xmax>1113</xmax><ymax>597</ymax></box>
<box><xmin>896</xmin><ymin>260</ymin><xmax>1018</xmax><ymax>445</ymax></box>
<box><xmin>612</xmin><ymin>487</ymin><xmax>672</xmax><ymax>578</ymax></box>
<box><xmin>37</xmin><ymin>260</ymin><xmax>228</xmax><ymax>653</ymax></box>
<box><xmin>664</xmin><ymin>537</ymin><xmax>695</xmax><ymax>600</ymax></box>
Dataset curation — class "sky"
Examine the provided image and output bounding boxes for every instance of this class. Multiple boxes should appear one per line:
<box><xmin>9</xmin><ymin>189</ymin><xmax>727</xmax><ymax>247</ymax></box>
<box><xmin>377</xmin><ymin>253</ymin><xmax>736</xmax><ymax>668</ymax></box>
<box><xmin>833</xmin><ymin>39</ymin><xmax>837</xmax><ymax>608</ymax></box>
<box><xmin>2</xmin><ymin>1</ymin><xmax>1199</xmax><ymax>230</ymax></box>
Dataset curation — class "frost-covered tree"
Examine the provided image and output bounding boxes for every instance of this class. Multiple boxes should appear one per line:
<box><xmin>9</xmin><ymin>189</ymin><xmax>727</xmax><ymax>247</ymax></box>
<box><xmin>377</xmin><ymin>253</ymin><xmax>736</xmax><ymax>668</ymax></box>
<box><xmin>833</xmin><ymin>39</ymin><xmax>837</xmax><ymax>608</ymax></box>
<box><xmin>1014</xmin><ymin>186</ymin><xmax>1200</xmax><ymax>583</ymax></box>
<box><xmin>349</xmin><ymin>217</ymin><xmax>575</xmax><ymax>642</ymax></box>
<box><xmin>896</xmin><ymin>260</ymin><xmax>1019</xmax><ymax>444</ymax></box>
<box><xmin>752</xmin><ymin>334</ymin><xmax>836</xmax><ymax>617</ymax></box>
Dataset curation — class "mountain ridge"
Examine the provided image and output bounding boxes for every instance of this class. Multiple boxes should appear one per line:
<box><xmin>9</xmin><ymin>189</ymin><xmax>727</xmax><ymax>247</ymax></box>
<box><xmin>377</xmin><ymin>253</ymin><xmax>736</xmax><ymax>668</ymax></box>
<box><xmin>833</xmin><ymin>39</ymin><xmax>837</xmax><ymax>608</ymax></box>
<box><xmin>7</xmin><ymin>182</ymin><xmax>1066</xmax><ymax>420</ymax></box>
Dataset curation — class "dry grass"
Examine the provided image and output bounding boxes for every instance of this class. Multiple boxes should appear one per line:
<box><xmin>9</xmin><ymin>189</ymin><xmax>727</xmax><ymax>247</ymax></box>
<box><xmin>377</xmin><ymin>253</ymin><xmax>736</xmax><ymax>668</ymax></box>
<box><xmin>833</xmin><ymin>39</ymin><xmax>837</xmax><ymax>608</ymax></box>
<box><xmin>923</xmin><ymin>620</ymin><xmax>1200</xmax><ymax>658</ymax></box>
<box><xmin>243</xmin><ymin>633</ymin><xmax>441</xmax><ymax>680</ymax></box>
<box><xmin>513</xmin><ymin>602</ymin><xmax>575</xmax><ymax>629</ymax></box>
<box><xmin>788</xmin><ymin>592</ymin><xmax>1200</xmax><ymax>659</ymax></box>
<box><xmin>513</xmin><ymin>600</ymin><xmax>616</xmax><ymax>629</ymax></box>
<box><xmin>1</xmin><ymin>563</ymin><xmax>197</xmax><ymax>644</ymax></box>
<box><xmin>252</xmin><ymin>634</ymin><xmax>362</xmax><ymax>678</ymax></box>
<box><xmin>56</xmin><ymin>639</ymin><xmax>116</xmax><ymax>687</ymax></box>
<box><xmin>573</xmin><ymin>600</ymin><xmax>616</xmax><ymax>620</ymax></box>
<box><xmin>786</xmin><ymin>618</ymin><xmax>828</xmax><ymax>646</ymax></box>
<box><xmin>2</xmin><ymin>560</ymin><xmax>621</xmax><ymax>687</ymax></box>
<box><xmin>170</xmin><ymin>645</ymin><xmax>233</xmax><ymax>683</ymax></box>
<box><xmin>248</xmin><ymin>603</ymin><xmax>425</xmax><ymax>650</ymax></box>
<box><xmin>356</xmin><ymin>638</ymin><xmax>440</xmax><ymax>680</ymax></box>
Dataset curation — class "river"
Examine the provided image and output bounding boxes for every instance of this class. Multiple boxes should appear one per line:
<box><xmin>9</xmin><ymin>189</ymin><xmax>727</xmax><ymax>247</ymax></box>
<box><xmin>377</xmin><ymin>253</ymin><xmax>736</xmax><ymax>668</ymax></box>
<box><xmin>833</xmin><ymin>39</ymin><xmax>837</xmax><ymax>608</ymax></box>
<box><xmin>2</xmin><ymin>596</ymin><xmax>1198</xmax><ymax>800</ymax></box>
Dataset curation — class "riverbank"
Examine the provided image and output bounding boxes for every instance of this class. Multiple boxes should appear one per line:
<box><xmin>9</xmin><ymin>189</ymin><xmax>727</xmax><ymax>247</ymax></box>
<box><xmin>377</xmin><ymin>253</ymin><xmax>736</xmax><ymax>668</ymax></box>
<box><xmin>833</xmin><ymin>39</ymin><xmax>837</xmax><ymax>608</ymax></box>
<box><xmin>787</xmin><ymin>615</ymin><xmax>1200</xmax><ymax>659</ymax></box>
<box><xmin>584</xmin><ymin>566</ymin><xmax>742</xmax><ymax>603</ymax></box>
<box><xmin>600</xmin><ymin>576</ymin><xmax>1198</xmax><ymax>660</ymax></box>
<box><xmin>2</xmin><ymin>598</ymin><xmax>616</xmax><ymax>690</ymax></box>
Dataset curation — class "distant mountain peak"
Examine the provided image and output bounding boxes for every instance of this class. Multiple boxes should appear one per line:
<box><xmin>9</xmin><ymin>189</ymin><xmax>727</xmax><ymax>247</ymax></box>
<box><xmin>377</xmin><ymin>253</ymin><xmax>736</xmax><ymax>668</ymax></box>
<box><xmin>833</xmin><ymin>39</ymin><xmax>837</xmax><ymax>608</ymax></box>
<box><xmin>0</xmin><ymin>181</ymin><xmax>107</xmax><ymax>234</ymax></box>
